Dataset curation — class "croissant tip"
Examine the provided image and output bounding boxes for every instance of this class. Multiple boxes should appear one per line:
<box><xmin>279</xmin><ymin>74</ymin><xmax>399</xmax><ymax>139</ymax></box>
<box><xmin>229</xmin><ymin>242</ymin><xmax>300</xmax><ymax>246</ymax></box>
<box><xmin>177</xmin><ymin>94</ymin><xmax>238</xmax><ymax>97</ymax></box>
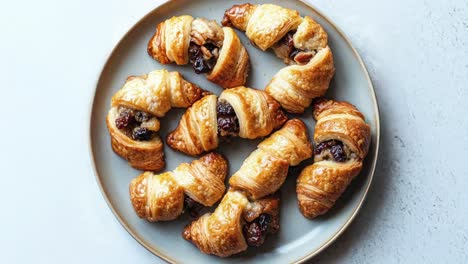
<box><xmin>182</xmin><ymin>225</ymin><xmax>192</xmax><ymax>240</ymax></box>
<box><xmin>221</xmin><ymin>15</ymin><xmax>232</xmax><ymax>27</ymax></box>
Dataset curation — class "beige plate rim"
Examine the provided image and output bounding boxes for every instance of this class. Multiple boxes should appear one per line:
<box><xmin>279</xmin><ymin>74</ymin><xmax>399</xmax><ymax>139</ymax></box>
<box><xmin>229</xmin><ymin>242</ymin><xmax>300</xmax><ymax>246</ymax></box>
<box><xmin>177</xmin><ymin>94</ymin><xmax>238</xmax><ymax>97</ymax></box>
<box><xmin>87</xmin><ymin>0</ymin><xmax>381</xmax><ymax>263</ymax></box>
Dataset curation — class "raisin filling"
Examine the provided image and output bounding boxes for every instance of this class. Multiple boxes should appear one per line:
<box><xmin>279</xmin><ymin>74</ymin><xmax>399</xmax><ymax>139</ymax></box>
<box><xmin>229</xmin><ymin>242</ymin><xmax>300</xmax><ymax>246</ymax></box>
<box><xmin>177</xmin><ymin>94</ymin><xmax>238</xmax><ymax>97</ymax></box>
<box><xmin>243</xmin><ymin>214</ymin><xmax>279</xmax><ymax>247</ymax></box>
<box><xmin>275</xmin><ymin>31</ymin><xmax>316</xmax><ymax>65</ymax></box>
<box><xmin>216</xmin><ymin>100</ymin><xmax>240</xmax><ymax>138</ymax></box>
<box><xmin>183</xmin><ymin>196</ymin><xmax>204</xmax><ymax>219</ymax></box>
<box><xmin>315</xmin><ymin>140</ymin><xmax>355</xmax><ymax>162</ymax></box>
<box><xmin>188</xmin><ymin>42</ymin><xmax>220</xmax><ymax>74</ymax></box>
<box><xmin>114</xmin><ymin>107</ymin><xmax>157</xmax><ymax>141</ymax></box>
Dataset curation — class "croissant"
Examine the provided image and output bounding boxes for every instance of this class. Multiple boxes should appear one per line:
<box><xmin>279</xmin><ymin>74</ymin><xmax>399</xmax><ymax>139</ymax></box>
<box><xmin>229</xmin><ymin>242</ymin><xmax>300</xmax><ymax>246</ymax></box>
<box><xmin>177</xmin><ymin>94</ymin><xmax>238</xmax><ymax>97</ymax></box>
<box><xmin>129</xmin><ymin>152</ymin><xmax>228</xmax><ymax>221</ymax></box>
<box><xmin>148</xmin><ymin>15</ymin><xmax>250</xmax><ymax>88</ymax></box>
<box><xmin>106</xmin><ymin>69</ymin><xmax>208</xmax><ymax>171</ymax></box>
<box><xmin>229</xmin><ymin>119</ymin><xmax>313</xmax><ymax>199</ymax></box>
<box><xmin>166</xmin><ymin>86</ymin><xmax>288</xmax><ymax>156</ymax></box>
<box><xmin>222</xmin><ymin>3</ymin><xmax>335</xmax><ymax>113</ymax></box>
<box><xmin>296</xmin><ymin>98</ymin><xmax>371</xmax><ymax>218</ymax></box>
<box><xmin>183</xmin><ymin>119</ymin><xmax>312</xmax><ymax>257</ymax></box>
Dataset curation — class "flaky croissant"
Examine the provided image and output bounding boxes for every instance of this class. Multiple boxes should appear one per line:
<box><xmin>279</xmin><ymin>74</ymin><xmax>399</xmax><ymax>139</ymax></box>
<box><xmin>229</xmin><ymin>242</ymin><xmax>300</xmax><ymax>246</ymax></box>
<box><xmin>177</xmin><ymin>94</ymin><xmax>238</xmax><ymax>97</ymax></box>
<box><xmin>183</xmin><ymin>119</ymin><xmax>312</xmax><ymax>257</ymax></box>
<box><xmin>297</xmin><ymin>98</ymin><xmax>371</xmax><ymax>219</ymax></box>
<box><xmin>229</xmin><ymin>119</ymin><xmax>313</xmax><ymax>200</ymax></box>
<box><xmin>183</xmin><ymin>190</ymin><xmax>280</xmax><ymax>257</ymax></box>
<box><xmin>106</xmin><ymin>69</ymin><xmax>208</xmax><ymax>171</ymax></box>
<box><xmin>222</xmin><ymin>3</ymin><xmax>335</xmax><ymax>113</ymax></box>
<box><xmin>148</xmin><ymin>15</ymin><xmax>250</xmax><ymax>88</ymax></box>
<box><xmin>167</xmin><ymin>86</ymin><xmax>288</xmax><ymax>156</ymax></box>
<box><xmin>129</xmin><ymin>152</ymin><xmax>228</xmax><ymax>221</ymax></box>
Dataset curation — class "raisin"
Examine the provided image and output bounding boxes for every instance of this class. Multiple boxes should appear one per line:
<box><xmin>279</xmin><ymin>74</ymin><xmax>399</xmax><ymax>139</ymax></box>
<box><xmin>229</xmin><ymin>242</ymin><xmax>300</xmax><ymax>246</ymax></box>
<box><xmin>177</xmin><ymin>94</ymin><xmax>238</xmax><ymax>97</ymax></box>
<box><xmin>243</xmin><ymin>222</ymin><xmax>265</xmax><ymax>247</ymax></box>
<box><xmin>216</xmin><ymin>101</ymin><xmax>236</xmax><ymax>116</ymax></box>
<box><xmin>184</xmin><ymin>196</ymin><xmax>204</xmax><ymax>218</ymax></box>
<box><xmin>134</xmin><ymin>111</ymin><xmax>150</xmax><ymax>123</ymax></box>
<box><xmin>217</xmin><ymin>117</ymin><xmax>239</xmax><ymax>136</ymax></box>
<box><xmin>243</xmin><ymin>213</ymin><xmax>274</xmax><ymax>247</ymax></box>
<box><xmin>132</xmin><ymin>127</ymin><xmax>152</xmax><ymax>141</ymax></box>
<box><xmin>330</xmin><ymin>144</ymin><xmax>346</xmax><ymax>162</ymax></box>
<box><xmin>315</xmin><ymin>140</ymin><xmax>334</xmax><ymax>155</ymax></box>
<box><xmin>315</xmin><ymin>140</ymin><xmax>348</xmax><ymax>162</ymax></box>
<box><xmin>115</xmin><ymin>109</ymin><xmax>134</xmax><ymax>129</ymax></box>
<box><xmin>257</xmin><ymin>214</ymin><xmax>271</xmax><ymax>233</ymax></box>
<box><xmin>216</xmin><ymin>100</ymin><xmax>239</xmax><ymax>136</ymax></box>
<box><xmin>189</xmin><ymin>42</ymin><xmax>216</xmax><ymax>74</ymax></box>
<box><xmin>204</xmin><ymin>43</ymin><xmax>217</xmax><ymax>52</ymax></box>
<box><xmin>188</xmin><ymin>43</ymin><xmax>201</xmax><ymax>63</ymax></box>
<box><xmin>193</xmin><ymin>56</ymin><xmax>211</xmax><ymax>74</ymax></box>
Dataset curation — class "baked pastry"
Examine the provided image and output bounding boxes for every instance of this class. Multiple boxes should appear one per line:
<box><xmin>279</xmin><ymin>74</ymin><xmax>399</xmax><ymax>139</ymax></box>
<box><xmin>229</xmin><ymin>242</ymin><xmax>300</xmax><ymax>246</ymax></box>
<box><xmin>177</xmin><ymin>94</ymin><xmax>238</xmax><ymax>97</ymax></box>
<box><xmin>183</xmin><ymin>119</ymin><xmax>312</xmax><ymax>257</ymax></box>
<box><xmin>148</xmin><ymin>16</ymin><xmax>250</xmax><ymax>88</ymax></box>
<box><xmin>167</xmin><ymin>86</ymin><xmax>288</xmax><ymax>156</ymax></box>
<box><xmin>106</xmin><ymin>69</ymin><xmax>208</xmax><ymax>171</ymax></box>
<box><xmin>129</xmin><ymin>152</ymin><xmax>228</xmax><ymax>221</ymax></box>
<box><xmin>229</xmin><ymin>119</ymin><xmax>313</xmax><ymax>199</ymax></box>
<box><xmin>297</xmin><ymin>98</ymin><xmax>371</xmax><ymax>218</ymax></box>
<box><xmin>183</xmin><ymin>190</ymin><xmax>280</xmax><ymax>257</ymax></box>
<box><xmin>222</xmin><ymin>3</ymin><xmax>335</xmax><ymax>113</ymax></box>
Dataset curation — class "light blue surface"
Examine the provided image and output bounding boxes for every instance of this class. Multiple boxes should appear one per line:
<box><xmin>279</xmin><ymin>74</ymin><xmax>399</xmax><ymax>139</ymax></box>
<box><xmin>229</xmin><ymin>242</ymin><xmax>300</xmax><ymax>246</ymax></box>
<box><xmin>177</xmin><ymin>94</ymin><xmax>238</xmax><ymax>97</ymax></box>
<box><xmin>0</xmin><ymin>0</ymin><xmax>467</xmax><ymax>263</ymax></box>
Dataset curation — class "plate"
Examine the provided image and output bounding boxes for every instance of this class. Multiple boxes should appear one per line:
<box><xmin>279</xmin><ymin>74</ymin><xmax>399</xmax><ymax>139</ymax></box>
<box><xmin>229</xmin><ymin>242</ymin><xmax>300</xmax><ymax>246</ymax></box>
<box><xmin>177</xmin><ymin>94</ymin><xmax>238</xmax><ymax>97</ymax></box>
<box><xmin>89</xmin><ymin>0</ymin><xmax>380</xmax><ymax>263</ymax></box>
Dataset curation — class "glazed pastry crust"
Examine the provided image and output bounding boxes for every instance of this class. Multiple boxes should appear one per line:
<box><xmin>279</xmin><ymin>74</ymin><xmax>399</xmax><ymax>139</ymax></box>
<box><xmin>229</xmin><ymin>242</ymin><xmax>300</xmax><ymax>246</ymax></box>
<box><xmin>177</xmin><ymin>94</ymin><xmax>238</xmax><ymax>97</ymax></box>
<box><xmin>172</xmin><ymin>152</ymin><xmax>228</xmax><ymax>206</ymax></box>
<box><xmin>107</xmin><ymin>69</ymin><xmax>207</xmax><ymax>171</ymax></box>
<box><xmin>297</xmin><ymin>99</ymin><xmax>371</xmax><ymax>218</ymax></box>
<box><xmin>230</xmin><ymin>119</ymin><xmax>313</xmax><ymax>199</ymax></box>
<box><xmin>266</xmin><ymin>47</ymin><xmax>335</xmax><ymax>114</ymax></box>
<box><xmin>183</xmin><ymin>190</ymin><xmax>249</xmax><ymax>257</ymax></box>
<box><xmin>313</xmin><ymin>99</ymin><xmax>370</xmax><ymax>158</ymax></box>
<box><xmin>147</xmin><ymin>15</ymin><xmax>193</xmax><ymax>65</ymax></box>
<box><xmin>111</xmin><ymin>70</ymin><xmax>206</xmax><ymax>117</ymax></box>
<box><xmin>219</xmin><ymin>86</ymin><xmax>287</xmax><ymax>139</ymax></box>
<box><xmin>167</xmin><ymin>87</ymin><xmax>287</xmax><ymax>156</ymax></box>
<box><xmin>293</xmin><ymin>16</ymin><xmax>328</xmax><ymax>52</ymax></box>
<box><xmin>183</xmin><ymin>190</ymin><xmax>280</xmax><ymax>257</ymax></box>
<box><xmin>129</xmin><ymin>153</ymin><xmax>228</xmax><ymax>221</ymax></box>
<box><xmin>246</xmin><ymin>4</ymin><xmax>302</xmax><ymax>51</ymax></box>
<box><xmin>166</xmin><ymin>94</ymin><xmax>219</xmax><ymax>156</ymax></box>
<box><xmin>148</xmin><ymin>16</ymin><xmax>250</xmax><ymax>88</ymax></box>
<box><xmin>206</xmin><ymin>27</ymin><xmax>250</xmax><ymax>88</ymax></box>
<box><xmin>297</xmin><ymin>160</ymin><xmax>362</xmax><ymax>218</ymax></box>
<box><xmin>223</xmin><ymin>3</ymin><xmax>335</xmax><ymax>113</ymax></box>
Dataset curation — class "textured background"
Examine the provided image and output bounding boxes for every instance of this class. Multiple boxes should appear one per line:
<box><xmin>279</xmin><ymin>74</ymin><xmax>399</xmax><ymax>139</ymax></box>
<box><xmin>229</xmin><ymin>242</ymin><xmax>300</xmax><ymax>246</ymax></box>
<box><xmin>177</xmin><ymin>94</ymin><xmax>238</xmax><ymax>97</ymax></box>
<box><xmin>0</xmin><ymin>0</ymin><xmax>467</xmax><ymax>263</ymax></box>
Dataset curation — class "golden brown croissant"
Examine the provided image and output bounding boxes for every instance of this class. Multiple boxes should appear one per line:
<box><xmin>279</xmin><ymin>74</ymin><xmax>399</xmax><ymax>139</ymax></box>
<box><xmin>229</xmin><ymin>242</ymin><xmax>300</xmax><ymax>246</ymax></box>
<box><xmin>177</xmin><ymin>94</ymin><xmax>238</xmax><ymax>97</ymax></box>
<box><xmin>229</xmin><ymin>119</ymin><xmax>313</xmax><ymax>199</ymax></box>
<box><xmin>129</xmin><ymin>152</ymin><xmax>228</xmax><ymax>221</ymax></box>
<box><xmin>183</xmin><ymin>190</ymin><xmax>280</xmax><ymax>257</ymax></box>
<box><xmin>166</xmin><ymin>86</ymin><xmax>288</xmax><ymax>156</ymax></box>
<box><xmin>222</xmin><ymin>3</ymin><xmax>335</xmax><ymax>113</ymax></box>
<box><xmin>183</xmin><ymin>119</ymin><xmax>312</xmax><ymax>257</ymax></box>
<box><xmin>148</xmin><ymin>16</ymin><xmax>250</xmax><ymax>88</ymax></box>
<box><xmin>297</xmin><ymin>98</ymin><xmax>371</xmax><ymax>218</ymax></box>
<box><xmin>106</xmin><ymin>69</ymin><xmax>208</xmax><ymax>171</ymax></box>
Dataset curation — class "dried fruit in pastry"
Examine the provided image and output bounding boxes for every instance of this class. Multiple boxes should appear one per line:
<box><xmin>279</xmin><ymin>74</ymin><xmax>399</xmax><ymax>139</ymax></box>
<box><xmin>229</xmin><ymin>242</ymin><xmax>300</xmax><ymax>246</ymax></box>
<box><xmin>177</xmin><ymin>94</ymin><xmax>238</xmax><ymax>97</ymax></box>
<box><xmin>166</xmin><ymin>86</ymin><xmax>288</xmax><ymax>156</ymax></box>
<box><xmin>183</xmin><ymin>190</ymin><xmax>280</xmax><ymax>257</ymax></box>
<box><xmin>222</xmin><ymin>3</ymin><xmax>335</xmax><ymax>113</ymax></box>
<box><xmin>129</xmin><ymin>152</ymin><xmax>227</xmax><ymax>221</ymax></box>
<box><xmin>183</xmin><ymin>119</ymin><xmax>312</xmax><ymax>257</ymax></box>
<box><xmin>106</xmin><ymin>69</ymin><xmax>208</xmax><ymax>171</ymax></box>
<box><xmin>296</xmin><ymin>98</ymin><xmax>371</xmax><ymax>218</ymax></box>
<box><xmin>148</xmin><ymin>16</ymin><xmax>250</xmax><ymax>88</ymax></box>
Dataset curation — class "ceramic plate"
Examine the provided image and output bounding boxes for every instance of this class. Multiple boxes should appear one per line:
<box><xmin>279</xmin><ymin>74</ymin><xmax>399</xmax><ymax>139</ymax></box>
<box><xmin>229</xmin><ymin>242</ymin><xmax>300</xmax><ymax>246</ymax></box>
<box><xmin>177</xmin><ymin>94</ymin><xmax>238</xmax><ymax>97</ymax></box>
<box><xmin>89</xmin><ymin>0</ymin><xmax>380</xmax><ymax>262</ymax></box>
